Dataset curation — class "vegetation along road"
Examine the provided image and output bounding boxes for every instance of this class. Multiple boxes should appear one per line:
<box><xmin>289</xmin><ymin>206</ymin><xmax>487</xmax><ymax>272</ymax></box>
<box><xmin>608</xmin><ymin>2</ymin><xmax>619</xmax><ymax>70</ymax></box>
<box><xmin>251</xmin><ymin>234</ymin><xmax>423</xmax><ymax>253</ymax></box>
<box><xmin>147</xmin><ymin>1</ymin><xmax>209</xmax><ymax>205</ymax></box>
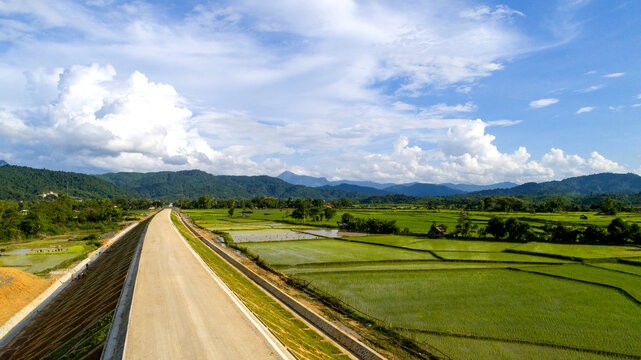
<box><xmin>123</xmin><ymin>209</ymin><xmax>293</xmax><ymax>360</ymax></box>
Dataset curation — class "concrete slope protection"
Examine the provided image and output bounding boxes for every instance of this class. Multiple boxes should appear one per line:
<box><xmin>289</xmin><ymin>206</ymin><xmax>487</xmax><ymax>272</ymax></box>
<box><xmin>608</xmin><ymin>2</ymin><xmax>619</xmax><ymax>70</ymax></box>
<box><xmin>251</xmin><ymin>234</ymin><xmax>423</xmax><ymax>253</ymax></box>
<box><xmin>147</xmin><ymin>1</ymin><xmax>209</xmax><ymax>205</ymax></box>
<box><xmin>123</xmin><ymin>209</ymin><xmax>291</xmax><ymax>360</ymax></box>
<box><xmin>0</xmin><ymin>219</ymin><xmax>150</xmax><ymax>360</ymax></box>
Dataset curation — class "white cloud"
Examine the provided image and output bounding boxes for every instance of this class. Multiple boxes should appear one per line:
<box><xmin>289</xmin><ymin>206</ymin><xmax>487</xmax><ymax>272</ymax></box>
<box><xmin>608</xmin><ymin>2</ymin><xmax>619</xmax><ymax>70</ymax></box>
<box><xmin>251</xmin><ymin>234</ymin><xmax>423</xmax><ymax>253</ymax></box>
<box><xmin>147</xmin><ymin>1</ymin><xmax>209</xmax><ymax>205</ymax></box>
<box><xmin>392</xmin><ymin>101</ymin><xmax>416</xmax><ymax>111</ymax></box>
<box><xmin>530</xmin><ymin>98</ymin><xmax>559</xmax><ymax>108</ymax></box>
<box><xmin>0</xmin><ymin>3</ymin><xmax>632</xmax><ymax>184</ymax></box>
<box><xmin>2</xmin><ymin>64</ymin><xmax>275</xmax><ymax>174</ymax></box>
<box><xmin>460</xmin><ymin>5</ymin><xmax>524</xmax><ymax>21</ymax></box>
<box><xmin>576</xmin><ymin>106</ymin><xmax>593</xmax><ymax>114</ymax></box>
<box><xmin>609</xmin><ymin>105</ymin><xmax>625</xmax><ymax>111</ymax></box>
<box><xmin>422</xmin><ymin>102</ymin><xmax>478</xmax><ymax>116</ymax></box>
<box><xmin>332</xmin><ymin>120</ymin><xmax>624</xmax><ymax>184</ymax></box>
<box><xmin>604</xmin><ymin>72</ymin><xmax>624</xmax><ymax>78</ymax></box>
<box><xmin>637</xmin><ymin>94</ymin><xmax>641</xmax><ymax>99</ymax></box>
<box><xmin>576</xmin><ymin>85</ymin><xmax>602</xmax><ymax>93</ymax></box>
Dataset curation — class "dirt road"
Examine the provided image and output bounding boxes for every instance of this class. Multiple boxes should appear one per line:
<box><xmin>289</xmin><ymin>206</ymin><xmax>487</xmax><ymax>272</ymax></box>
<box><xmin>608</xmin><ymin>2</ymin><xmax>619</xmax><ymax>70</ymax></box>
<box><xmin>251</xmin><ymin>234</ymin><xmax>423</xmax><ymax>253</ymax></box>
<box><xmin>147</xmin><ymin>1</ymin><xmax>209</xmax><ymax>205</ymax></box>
<box><xmin>123</xmin><ymin>209</ymin><xmax>292</xmax><ymax>359</ymax></box>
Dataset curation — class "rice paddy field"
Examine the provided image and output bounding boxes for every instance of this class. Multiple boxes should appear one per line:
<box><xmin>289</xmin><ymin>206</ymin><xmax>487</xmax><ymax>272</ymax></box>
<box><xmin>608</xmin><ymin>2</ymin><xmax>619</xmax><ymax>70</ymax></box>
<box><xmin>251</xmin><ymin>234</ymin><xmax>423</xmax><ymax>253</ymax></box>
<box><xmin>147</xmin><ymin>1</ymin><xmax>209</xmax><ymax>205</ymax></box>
<box><xmin>185</xmin><ymin>208</ymin><xmax>641</xmax><ymax>359</ymax></box>
<box><xmin>0</xmin><ymin>237</ymin><xmax>100</xmax><ymax>275</ymax></box>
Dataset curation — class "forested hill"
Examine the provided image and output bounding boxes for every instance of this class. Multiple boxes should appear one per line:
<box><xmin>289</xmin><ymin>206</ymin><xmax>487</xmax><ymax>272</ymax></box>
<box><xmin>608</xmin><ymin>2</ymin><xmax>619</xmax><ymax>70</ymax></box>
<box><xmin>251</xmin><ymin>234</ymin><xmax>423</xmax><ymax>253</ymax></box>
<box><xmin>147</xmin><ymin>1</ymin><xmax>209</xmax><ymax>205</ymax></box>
<box><xmin>473</xmin><ymin>173</ymin><xmax>641</xmax><ymax>196</ymax></box>
<box><xmin>3</xmin><ymin>165</ymin><xmax>641</xmax><ymax>201</ymax></box>
<box><xmin>99</xmin><ymin>170</ymin><xmax>366</xmax><ymax>200</ymax></box>
<box><xmin>0</xmin><ymin>165</ymin><xmax>134</xmax><ymax>200</ymax></box>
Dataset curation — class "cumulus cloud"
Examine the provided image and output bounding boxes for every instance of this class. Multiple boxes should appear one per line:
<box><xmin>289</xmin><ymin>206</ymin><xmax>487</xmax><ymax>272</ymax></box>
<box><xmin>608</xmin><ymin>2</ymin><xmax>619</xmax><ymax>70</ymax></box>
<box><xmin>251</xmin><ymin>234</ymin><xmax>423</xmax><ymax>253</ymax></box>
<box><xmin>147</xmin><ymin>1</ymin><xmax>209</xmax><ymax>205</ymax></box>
<box><xmin>576</xmin><ymin>106</ymin><xmax>593</xmax><ymax>114</ymax></box>
<box><xmin>604</xmin><ymin>72</ymin><xmax>624</xmax><ymax>78</ymax></box>
<box><xmin>530</xmin><ymin>98</ymin><xmax>559</xmax><ymax>108</ymax></box>
<box><xmin>333</xmin><ymin>120</ymin><xmax>623</xmax><ymax>184</ymax></box>
<box><xmin>2</xmin><ymin>64</ymin><xmax>276</xmax><ymax>174</ymax></box>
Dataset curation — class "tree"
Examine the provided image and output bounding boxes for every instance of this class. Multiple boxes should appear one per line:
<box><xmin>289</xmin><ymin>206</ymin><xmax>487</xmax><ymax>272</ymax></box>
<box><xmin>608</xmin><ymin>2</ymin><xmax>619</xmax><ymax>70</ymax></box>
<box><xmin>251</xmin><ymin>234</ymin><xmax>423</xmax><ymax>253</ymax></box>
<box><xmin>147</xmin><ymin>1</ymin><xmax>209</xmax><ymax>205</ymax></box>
<box><xmin>228</xmin><ymin>207</ymin><xmax>235</xmax><ymax>217</ymax></box>
<box><xmin>581</xmin><ymin>224</ymin><xmax>606</xmax><ymax>243</ymax></box>
<box><xmin>454</xmin><ymin>215</ymin><xmax>472</xmax><ymax>237</ymax></box>
<box><xmin>323</xmin><ymin>207</ymin><xmax>337</xmax><ymax>221</ymax></box>
<box><xmin>598</xmin><ymin>198</ymin><xmax>619</xmax><ymax>215</ymax></box>
<box><xmin>485</xmin><ymin>217</ymin><xmax>506</xmax><ymax>239</ymax></box>
<box><xmin>504</xmin><ymin>218</ymin><xmax>532</xmax><ymax>242</ymax></box>
<box><xmin>196</xmin><ymin>195</ymin><xmax>213</xmax><ymax>209</ymax></box>
<box><xmin>607</xmin><ymin>218</ymin><xmax>628</xmax><ymax>243</ymax></box>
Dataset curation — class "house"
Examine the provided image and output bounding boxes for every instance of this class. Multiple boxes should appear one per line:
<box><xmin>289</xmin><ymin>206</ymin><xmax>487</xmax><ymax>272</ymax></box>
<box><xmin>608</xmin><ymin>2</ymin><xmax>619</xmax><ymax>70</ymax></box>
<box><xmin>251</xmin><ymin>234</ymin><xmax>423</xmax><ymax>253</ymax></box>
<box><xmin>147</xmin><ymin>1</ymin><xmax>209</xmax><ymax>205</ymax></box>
<box><xmin>428</xmin><ymin>226</ymin><xmax>447</xmax><ymax>237</ymax></box>
<box><xmin>39</xmin><ymin>191</ymin><xmax>59</xmax><ymax>198</ymax></box>
<box><xmin>337</xmin><ymin>220</ymin><xmax>348</xmax><ymax>229</ymax></box>
<box><xmin>19</xmin><ymin>209</ymin><xmax>29</xmax><ymax>214</ymax></box>
<box><xmin>326</xmin><ymin>204</ymin><xmax>334</xmax><ymax>208</ymax></box>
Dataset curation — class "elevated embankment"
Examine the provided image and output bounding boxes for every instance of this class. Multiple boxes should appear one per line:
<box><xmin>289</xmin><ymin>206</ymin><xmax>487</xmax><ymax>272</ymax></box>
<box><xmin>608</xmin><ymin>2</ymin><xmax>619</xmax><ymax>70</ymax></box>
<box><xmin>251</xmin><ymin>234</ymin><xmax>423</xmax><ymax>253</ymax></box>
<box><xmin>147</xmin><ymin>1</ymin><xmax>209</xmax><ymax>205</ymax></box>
<box><xmin>0</xmin><ymin>218</ymin><xmax>150</xmax><ymax>360</ymax></box>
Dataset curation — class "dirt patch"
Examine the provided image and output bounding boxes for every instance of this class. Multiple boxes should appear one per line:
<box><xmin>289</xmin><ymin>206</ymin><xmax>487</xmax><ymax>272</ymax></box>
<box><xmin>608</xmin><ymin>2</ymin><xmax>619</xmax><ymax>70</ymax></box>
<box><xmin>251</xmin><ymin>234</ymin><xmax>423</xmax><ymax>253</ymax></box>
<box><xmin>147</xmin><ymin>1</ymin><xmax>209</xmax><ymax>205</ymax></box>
<box><xmin>0</xmin><ymin>268</ymin><xmax>56</xmax><ymax>326</ymax></box>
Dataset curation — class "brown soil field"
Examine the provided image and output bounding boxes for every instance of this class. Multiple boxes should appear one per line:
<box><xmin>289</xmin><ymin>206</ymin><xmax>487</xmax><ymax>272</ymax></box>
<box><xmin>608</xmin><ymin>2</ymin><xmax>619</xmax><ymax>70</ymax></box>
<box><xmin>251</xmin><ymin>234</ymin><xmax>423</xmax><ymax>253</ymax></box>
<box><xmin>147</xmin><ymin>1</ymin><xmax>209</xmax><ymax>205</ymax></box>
<box><xmin>0</xmin><ymin>268</ymin><xmax>56</xmax><ymax>326</ymax></box>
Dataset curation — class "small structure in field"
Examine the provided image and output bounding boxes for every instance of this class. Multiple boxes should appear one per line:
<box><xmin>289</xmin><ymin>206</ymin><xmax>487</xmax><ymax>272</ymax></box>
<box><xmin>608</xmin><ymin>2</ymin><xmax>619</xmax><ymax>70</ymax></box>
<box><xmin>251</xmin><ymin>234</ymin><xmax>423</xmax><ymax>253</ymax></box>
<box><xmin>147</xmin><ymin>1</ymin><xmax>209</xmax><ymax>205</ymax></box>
<box><xmin>428</xmin><ymin>226</ymin><xmax>447</xmax><ymax>237</ymax></box>
<box><xmin>580</xmin><ymin>215</ymin><xmax>588</xmax><ymax>220</ymax></box>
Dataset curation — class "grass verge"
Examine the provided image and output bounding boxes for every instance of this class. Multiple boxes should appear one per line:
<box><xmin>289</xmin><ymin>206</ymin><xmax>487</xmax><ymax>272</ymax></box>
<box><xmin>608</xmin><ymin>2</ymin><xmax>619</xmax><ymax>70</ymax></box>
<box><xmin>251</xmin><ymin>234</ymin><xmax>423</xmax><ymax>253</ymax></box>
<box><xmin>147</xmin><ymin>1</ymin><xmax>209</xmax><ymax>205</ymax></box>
<box><xmin>170</xmin><ymin>211</ymin><xmax>350</xmax><ymax>360</ymax></box>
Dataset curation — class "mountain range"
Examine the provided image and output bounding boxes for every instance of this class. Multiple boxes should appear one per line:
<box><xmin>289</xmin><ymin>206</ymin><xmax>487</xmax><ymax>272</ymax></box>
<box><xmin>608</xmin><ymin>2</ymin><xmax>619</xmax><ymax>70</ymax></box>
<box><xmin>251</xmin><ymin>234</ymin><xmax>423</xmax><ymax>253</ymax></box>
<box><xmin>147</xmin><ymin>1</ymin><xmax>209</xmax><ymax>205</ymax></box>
<box><xmin>1</xmin><ymin>161</ymin><xmax>640</xmax><ymax>201</ymax></box>
<box><xmin>277</xmin><ymin>171</ymin><xmax>517</xmax><ymax>196</ymax></box>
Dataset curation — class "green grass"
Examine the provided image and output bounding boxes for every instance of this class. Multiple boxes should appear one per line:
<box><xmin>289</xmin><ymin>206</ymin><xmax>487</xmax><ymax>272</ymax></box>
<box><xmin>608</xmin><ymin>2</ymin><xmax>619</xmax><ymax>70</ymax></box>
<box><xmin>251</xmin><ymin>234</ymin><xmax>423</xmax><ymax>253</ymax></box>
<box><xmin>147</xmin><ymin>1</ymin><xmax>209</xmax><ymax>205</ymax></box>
<box><xmin>591</xmin><ymin>262</ymin><xmax>641</xmax><ymax>276</ymax></box>
<box><xmin>511</xmin><ymin>242</ymin><xmax>641</xmax><ymax>259</ymax></box>
<box><xmin>432</xmin><ymin>251</ymin><xmax>567</xmax><ymax>263</ymax></box>
<box><xmin>241</xmin><ymin>239</ymin><xmax>436</xmax><ymax>267</ymax></box>
<box><xmin>517</xmin><ymin>264</ymin><xmax>641</xmax><ymax>301</ymax></box>
<box><xmin>171</xmin><ymin>211</ymin><xmax>349</xmax><ymax>360</ymax></box>
<box><xmin>408</xmin><ymin>332</ymin><xmax>621</xmax><ymax>360</ymax></box>
<box><xmin>294</xmin><ymin>268</ymin><xmax>641</xmax><ymax>356</ymax></box>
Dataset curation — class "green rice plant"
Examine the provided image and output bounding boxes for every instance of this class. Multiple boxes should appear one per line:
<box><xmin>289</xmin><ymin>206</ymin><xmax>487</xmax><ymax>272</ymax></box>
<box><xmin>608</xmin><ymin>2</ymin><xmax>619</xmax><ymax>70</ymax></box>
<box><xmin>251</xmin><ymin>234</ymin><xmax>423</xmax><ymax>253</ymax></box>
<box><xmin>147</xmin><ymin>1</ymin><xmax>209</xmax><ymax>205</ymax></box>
<box><xmin>591</xmin><ymin>262</ymin><xmax>641</xmax><ymax>276</ymax></box>
<box><xmin>241</xmin><ymin>239</ymin><xmax>436</xmax><ymax>266</ymax></box>
<box><xmin>407</xmin><ymin>332</ymin><xmax>621</xmax><ymax>360</ymax></box>
<box><xmin>432</xmin><ymin>251</ymin><xmax>566</xmax><ymax>263</ymax></box>
<box><xmin>517</xmin><ymin>264</ymin><xmax>641</xmax><ymax>301</ymax></box>
<box><xmin>350</xmin><ymin>235</ymin><xmax>518</xmax><ymax>251</ymax></box>
<box><xmin>295</xmin><ymin>268</ymin><xmax>641</xmax><ymax>356</ymax></box>
<box><xmin>510</xmin><ymin>242</ymin><xmax>641</xmax><ymax>259</ymax></box>
<box><xmin>280</xmin><ymin>261</ymin><xmax>516</xmax><ymax>275</ymax></box>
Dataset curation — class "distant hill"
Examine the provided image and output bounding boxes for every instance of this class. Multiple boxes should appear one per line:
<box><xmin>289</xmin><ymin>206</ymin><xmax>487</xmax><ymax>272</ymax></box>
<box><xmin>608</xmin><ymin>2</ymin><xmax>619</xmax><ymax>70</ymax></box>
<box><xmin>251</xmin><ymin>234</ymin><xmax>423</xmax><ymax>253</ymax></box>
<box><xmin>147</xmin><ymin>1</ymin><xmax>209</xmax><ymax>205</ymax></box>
<box><xmin>474</xmin><ymin>173</ymin><xmax>641</xmax><ymax>196</ymax></box>
<box><xmin>277</xmin><ymin>171</ymin><xmax>395</xmax><ymax>189</ymax></box>
<box><xmin>276</xmin><ymin>171</ymin><xmax>330</xmax><ymax>187</ymax></box>
<box><xmin>384</xmin><ymin>183</ymin><xmax>465</xmax><ymax>197</ymax></box>
<box><xmin>0</xmin><ymin>165</ymin><xmax>134</xmax><ymax>200</ymax></box>
<box><xmin>321</xmin><ymin>183</ymin><xmax>390</xmax><ymax>196</ymax></box>
<box><xmin>440</xmin><ymin>182</ymin><xmax>518</xmax><ymax>192</ymax></box>
<box><xmin>0</xmin><ymin>160</ymin><xmax>7</xmax><ymax>167</ymax></box>
<box><xmin>100</xmin><ymin>170</ymin><xmax>367</xmax><ymax>200</ymax></box>
<box><xmin>277</xmin><ymin>170</ymin><xmax>518</xmax><ymax>193</ymax></box>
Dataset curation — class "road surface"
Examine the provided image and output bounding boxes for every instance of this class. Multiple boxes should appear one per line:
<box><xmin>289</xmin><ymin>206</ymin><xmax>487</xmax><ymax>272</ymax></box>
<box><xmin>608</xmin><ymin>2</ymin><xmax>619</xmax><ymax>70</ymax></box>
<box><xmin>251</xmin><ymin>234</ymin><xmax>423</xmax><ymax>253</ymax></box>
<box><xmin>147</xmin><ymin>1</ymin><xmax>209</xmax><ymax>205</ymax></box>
<box><xmin>123</xmin><ymin>209</ymin><xmax>292</xmax><ymax>359</ymax></box>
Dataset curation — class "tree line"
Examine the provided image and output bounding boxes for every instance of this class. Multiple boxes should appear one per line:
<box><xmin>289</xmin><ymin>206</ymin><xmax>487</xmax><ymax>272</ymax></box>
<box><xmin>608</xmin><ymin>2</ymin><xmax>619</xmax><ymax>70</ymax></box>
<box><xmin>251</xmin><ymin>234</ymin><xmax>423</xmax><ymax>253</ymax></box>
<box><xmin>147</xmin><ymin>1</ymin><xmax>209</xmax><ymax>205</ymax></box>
<box><xmin>0</xmin><ymin>197</ymin><xmax>163</xmax><ymax>242</ymax></box>
<box><xmin>449</xmin><ymin>215</ymin><xmax>641</xmax><ymax>245</ymax></box>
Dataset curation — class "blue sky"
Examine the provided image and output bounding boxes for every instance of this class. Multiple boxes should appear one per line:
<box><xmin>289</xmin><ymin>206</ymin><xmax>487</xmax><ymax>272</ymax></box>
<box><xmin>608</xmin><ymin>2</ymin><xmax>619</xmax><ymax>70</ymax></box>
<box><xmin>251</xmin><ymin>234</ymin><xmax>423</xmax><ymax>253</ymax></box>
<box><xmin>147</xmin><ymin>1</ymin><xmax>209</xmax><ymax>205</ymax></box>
<box><xmin>0</xmin><ymin>0</ymin><xmax>638</xmax><ymax>184</ymax></box>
